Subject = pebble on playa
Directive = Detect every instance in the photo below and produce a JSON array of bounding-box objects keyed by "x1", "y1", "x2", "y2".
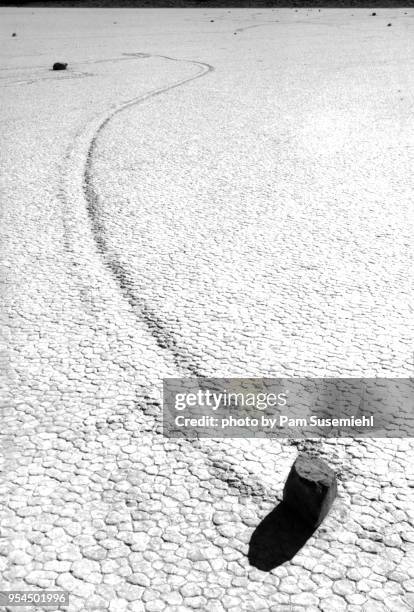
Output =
[{"x1": 53, "y1": 62, "x2": 68, "y2": 71}]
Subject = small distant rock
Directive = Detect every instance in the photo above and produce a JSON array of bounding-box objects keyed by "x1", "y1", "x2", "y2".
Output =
[
  {"x1": 387, "y1": 23, "x2": 392, "y2": 27},
  {"x1": 12, "y1": 32, "x2": 16, "y2": 37},
  {"x1": 53, "y1": 62, "x2": 68, "y2": 71},
  {"x1": 371, "y1": 12, "x2": 376, "y2": 16},
  {"x1": 210, "y1": 20, "x2": 214, "y2": 23}
]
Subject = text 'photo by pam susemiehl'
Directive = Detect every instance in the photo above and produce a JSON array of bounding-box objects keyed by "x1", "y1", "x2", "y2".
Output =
[{"x1": 163, "y1": 378, "x2": 414, "y2": 438}]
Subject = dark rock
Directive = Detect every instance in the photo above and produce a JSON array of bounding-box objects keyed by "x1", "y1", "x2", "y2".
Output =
[
  {"x1": 12, "y1": 32, "x2": 17, "y2": 37},
  {"x1": 248, "y1": 501, "x2": 315, "y2": 571},
  {"x1": 387, "y1": 23, "x2": 392, "y2": 27},
  {"x1": 371, "y1": 12, "x2": 376, "y2": 16},
  {"x1": 53, "y1": 62, "x2": 68, "y2": 71},
  {"x1": 210, "y1": 19, "x2": 214, "y2": 22},
  {"x1": 282, "y1": 453, "x2": 337, "y2": 529}
]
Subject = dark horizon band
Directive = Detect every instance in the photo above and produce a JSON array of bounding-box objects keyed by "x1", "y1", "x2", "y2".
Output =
[{"x1": 2, "y1": 1, "x2": 414, "y2": 8}]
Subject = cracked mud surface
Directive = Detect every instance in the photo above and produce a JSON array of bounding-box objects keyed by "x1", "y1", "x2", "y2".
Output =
[{"x1": 1, "y1": 7, "x2": 414, "y2": 612}]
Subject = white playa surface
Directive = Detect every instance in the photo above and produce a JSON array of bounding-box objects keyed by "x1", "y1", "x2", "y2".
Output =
[{"x1": 1, "y1": 7, "x2": 414, "y2": 612}]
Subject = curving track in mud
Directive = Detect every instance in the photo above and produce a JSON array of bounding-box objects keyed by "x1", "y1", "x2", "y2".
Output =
[{"x1": 83, "y1": 53, "x2": 213, "y2": 376}]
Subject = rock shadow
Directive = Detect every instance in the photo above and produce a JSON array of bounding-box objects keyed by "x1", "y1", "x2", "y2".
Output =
[{"x1": 248, "y1": 501, "x2": 317, "y2": 571}]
